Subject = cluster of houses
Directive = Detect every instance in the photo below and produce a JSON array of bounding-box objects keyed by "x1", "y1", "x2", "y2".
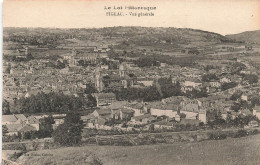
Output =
[
  {"x1": 83, "y1": 87, "x2": 260, "y2": 131},
  {"x1": 81, "y1": 96, "x2": 208, "y2": 131},
  {"x1": 2, "y1": 114, "x2": 66, "y2": 136}
]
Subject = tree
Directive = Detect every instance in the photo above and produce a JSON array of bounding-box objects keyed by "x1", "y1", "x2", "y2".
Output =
[
  {"x1": 14, "y1": 92, "x2": 92, "y2": 114},
  {"x1": 243, "y1": 74, "x2": 258, "y2": 84},
  {"x1": 202, "y1": 74, "x2": 219, "y2": 82},
  {"x1": 2, "y1": 125, "x2": 8, "y2": 136},
  {"x1": 2, "y1": 100, "x2": 11, "y2": 114},
  {"x1": 230, "y1": 92, "x2": 242, "y2": 101},
  {"x1": 85, "y1": 83, "x2": 96, "y2": 94},
  {"x1": 38, "y1": 115, "x2": 55, "y2": 138},
  {"x1": 231, "y1": 102, "x2": 242, "y2": 112},
  {"x1": 56, "y1": 60, "x2": 65, "y2": 69},
  {"x1": 53, "y1": 112, "x2": 84, "y2": 146},
  {"x1": 149, "y1": 124, "x2": 155, "y2": 132},
  {"x1": 26, "y1": 52, "x2": 34, "y2": 61},
  {"x1": 251, "y1": 96, "x2": 260, "y2": 107},
  {"x1": 179, "y1": 113, "x2": 186, "y2": 119},
  {"x1": 221, "y1": 82, "x2": 237, "y2": 91},
  {"x1": 86, "y1": 94, "x2": 97, "y2": 108}
]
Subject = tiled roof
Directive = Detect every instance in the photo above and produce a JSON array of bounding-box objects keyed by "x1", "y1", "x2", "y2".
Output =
[
  {"x1": 2, "y1": 115, "x2": 17, "y2": 123},
  {"x1": 15, "y1": 114, "x2": 27, "y2": 121},
  {"x1": 6, "y1": 124, "x2": 23, "y2": 132},
  {"x1": 19, "y1": 125, "x2": 37, "y2": 132}
]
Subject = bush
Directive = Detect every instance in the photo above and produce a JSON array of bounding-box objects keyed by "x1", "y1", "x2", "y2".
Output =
[
  {"x1": 10, "y1": 151, "x2": 24, "y2": 162},
  {"x1": 233, "y1": 129, "x2": 248, "y2": 138},
  {"x1": 208, "y1": 132, "x2": 227, "y2": 140},
  {"x1": 249, "y1": 129, "x2": 258, "y2": 135}
]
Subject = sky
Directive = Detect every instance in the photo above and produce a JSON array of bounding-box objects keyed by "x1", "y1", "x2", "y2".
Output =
[{"x1": 3, "y1": 0, "x2": 260, "y2": 35}]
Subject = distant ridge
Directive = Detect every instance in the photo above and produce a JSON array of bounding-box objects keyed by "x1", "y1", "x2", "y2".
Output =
[{"x1": 226, "y1": 30, "x2": 260, "y2": 44}]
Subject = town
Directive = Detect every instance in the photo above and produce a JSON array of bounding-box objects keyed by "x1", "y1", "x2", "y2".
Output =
[{"x1": 2, "y1": 27, "x2": 260, "y2": 164}]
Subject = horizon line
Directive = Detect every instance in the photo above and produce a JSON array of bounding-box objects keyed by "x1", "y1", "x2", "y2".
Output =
[{"x1": 3, "y1": 26, "x2": 260, "y2": 36}]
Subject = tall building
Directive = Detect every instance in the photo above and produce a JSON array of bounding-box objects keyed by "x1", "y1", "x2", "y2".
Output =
[{"x1": 94, "y1": 68, "x2": 104, "y2": 92}]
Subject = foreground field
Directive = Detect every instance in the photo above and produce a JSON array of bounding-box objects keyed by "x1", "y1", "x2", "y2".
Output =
[{"x1": 16, "y1": 134, "x2": 260, "y2": 165}]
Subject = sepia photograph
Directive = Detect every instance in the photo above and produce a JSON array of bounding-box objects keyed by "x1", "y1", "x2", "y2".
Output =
[{"x1": 1, "y1": 0, "x2": 260, "y2": 164}]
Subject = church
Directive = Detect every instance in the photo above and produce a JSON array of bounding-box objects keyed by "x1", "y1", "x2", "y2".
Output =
[{"x1": 63, "y1": 48, "x2": 99, "y2": 66}]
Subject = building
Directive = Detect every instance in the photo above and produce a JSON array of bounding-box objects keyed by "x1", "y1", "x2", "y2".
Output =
[
  {"x1": 92, "y1": 109, "x2": 112, "y2": 119},
  {"x1": 198, "y1": 109, "x2": 207, "y2": 124},
  {"x1": 253, "y1": 106, "x2": 260, "y2": 119},
  {"x1": 130, "y1": 114, "x2": 156, "y2": 125},
  {"x1": 2, "y1": 114, "x2": 28, "y2": 125},
  {"x1": 92, "y1": 93, "x2": 116, "y2": 107},
  {"x1": 124, "y1": 102, "x2": 147, "y2": 117},
  {"x1": 63, "y1": 48, "x2": 99, "y2": 66},
  {"x1": 149, "y1": 102, "x2": 179, "y2": 118}
]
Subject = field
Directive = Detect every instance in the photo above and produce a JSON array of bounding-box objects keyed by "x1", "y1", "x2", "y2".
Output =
[{"x1": 13, "y1": 134, "x2": 260, "y2": 165}]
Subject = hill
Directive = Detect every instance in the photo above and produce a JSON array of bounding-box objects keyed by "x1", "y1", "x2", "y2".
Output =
[
  {"x1": 15, "y1": 134, "x2": 260, "y2": 165},
  {"x1": 4, "y1": 27, "x2": 235, "y2": 48},
  {"x1": 226, "y1": 30, "x2": 260, "y2": 44}
]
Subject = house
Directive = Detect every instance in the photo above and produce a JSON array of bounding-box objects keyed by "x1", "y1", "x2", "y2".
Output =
[
  {"x1": 180, "y1": 104, "x2": 199, "y2": 120},
  {"x1": 130, "y1": 114, "x2": 156, "y2": 125},
  {"x1": 149, "y1": 102, "x2": 179, "y2": 118},
  {"x1": 124, "y1": 102, "x2": 147, "y2": 117},
  {"x1": 27, "y1": 116, "x2": 40, "y2": 131},
  {"x1": 81, "y1": 114, "x2": 96, "y2": 128},
  {"x1": 19, "y1": 125, "x2": 37, "y2": 134},
  {"x1": 220, "y1": 77, "x2": 231, "y2": 83},
  {"x1": 209, "y1": 81, "x2": 221, "y2": 88},
  {"x1": 92, "y1": 93, "x2": 116, "y2": 107},
  {"x1": 92, "y1": 109, "x2": 112, "y2": 119},
  {"x1": 5, "y1": 124, "x2": 23, "y2": 136},
  {"x1": 2, "y1": 114, "x2": 28, "y2": 125},
  {"x1": 253, "y1": 106, "x2": 260, "y2": 119},
  {"x1": 153, "y1": 121, "x2": 176, "y2": 130},
  {"x1": 119, "y1": 108, "x2": 135, "y2": 121},
  {"x1": 179, "y1": 119, "x2": 201, "y2": 126},
  {"x1": 2, "y1": 115, "x2": 19, "y2": 125}
]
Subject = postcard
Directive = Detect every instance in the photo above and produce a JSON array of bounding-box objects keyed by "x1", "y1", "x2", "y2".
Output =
[{"x1": 2, "y1": 0, "x2": 260, "y2": 164}]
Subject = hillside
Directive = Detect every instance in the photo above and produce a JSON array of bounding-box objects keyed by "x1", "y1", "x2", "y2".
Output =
[
  {"x1": 15, "y1": 134, "x2": 260, "y2": 165},
  {"x1": 226, "y1": 30, "x2": 260, "y2": 44},
  {"x1": 4, "y1": 27, "x2": 234, "y2": 49}
]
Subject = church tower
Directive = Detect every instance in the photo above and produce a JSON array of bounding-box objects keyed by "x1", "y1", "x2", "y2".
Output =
[{"x1": 94, "y1": 68, "x2": 104, "y2": 92}]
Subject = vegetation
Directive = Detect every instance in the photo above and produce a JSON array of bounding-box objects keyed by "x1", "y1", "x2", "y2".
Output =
[
  {"x1": 53, "y1": 112, "x2": 84, "y2": 146},
  {"x1": 242, "y1": 74, "x2": 258, "y2": 84},
  {"x1": 135, "y1": 55, "x2": 197, "y2": 67},
  {"x1": 185, "y1": 87, "x2": 208, "y2": 99},
  {"x1": 221, "y1": 82, "x2": 237, "y2": 91},
  {"x1": 38, "y1": 115, "x2": 55, "y2": 138},
  {"x1": 2, "y1": 99, "x2": 11, "y2": 115},
  {"x1": 13, "y1": 92, "x2": 96, "y2": 113},
  {"x1": 202, "y1": 74, "x2": 219, "y2": 82},
  {"x1": 16, "y1": 133, "x2": 260, "y2": 165},
  {"x1": 112, "y1": 86, "x2": 162, "y2": 102},
  {"x1": 157, "y1": 78, "x2": 182, "y2": 98}
]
